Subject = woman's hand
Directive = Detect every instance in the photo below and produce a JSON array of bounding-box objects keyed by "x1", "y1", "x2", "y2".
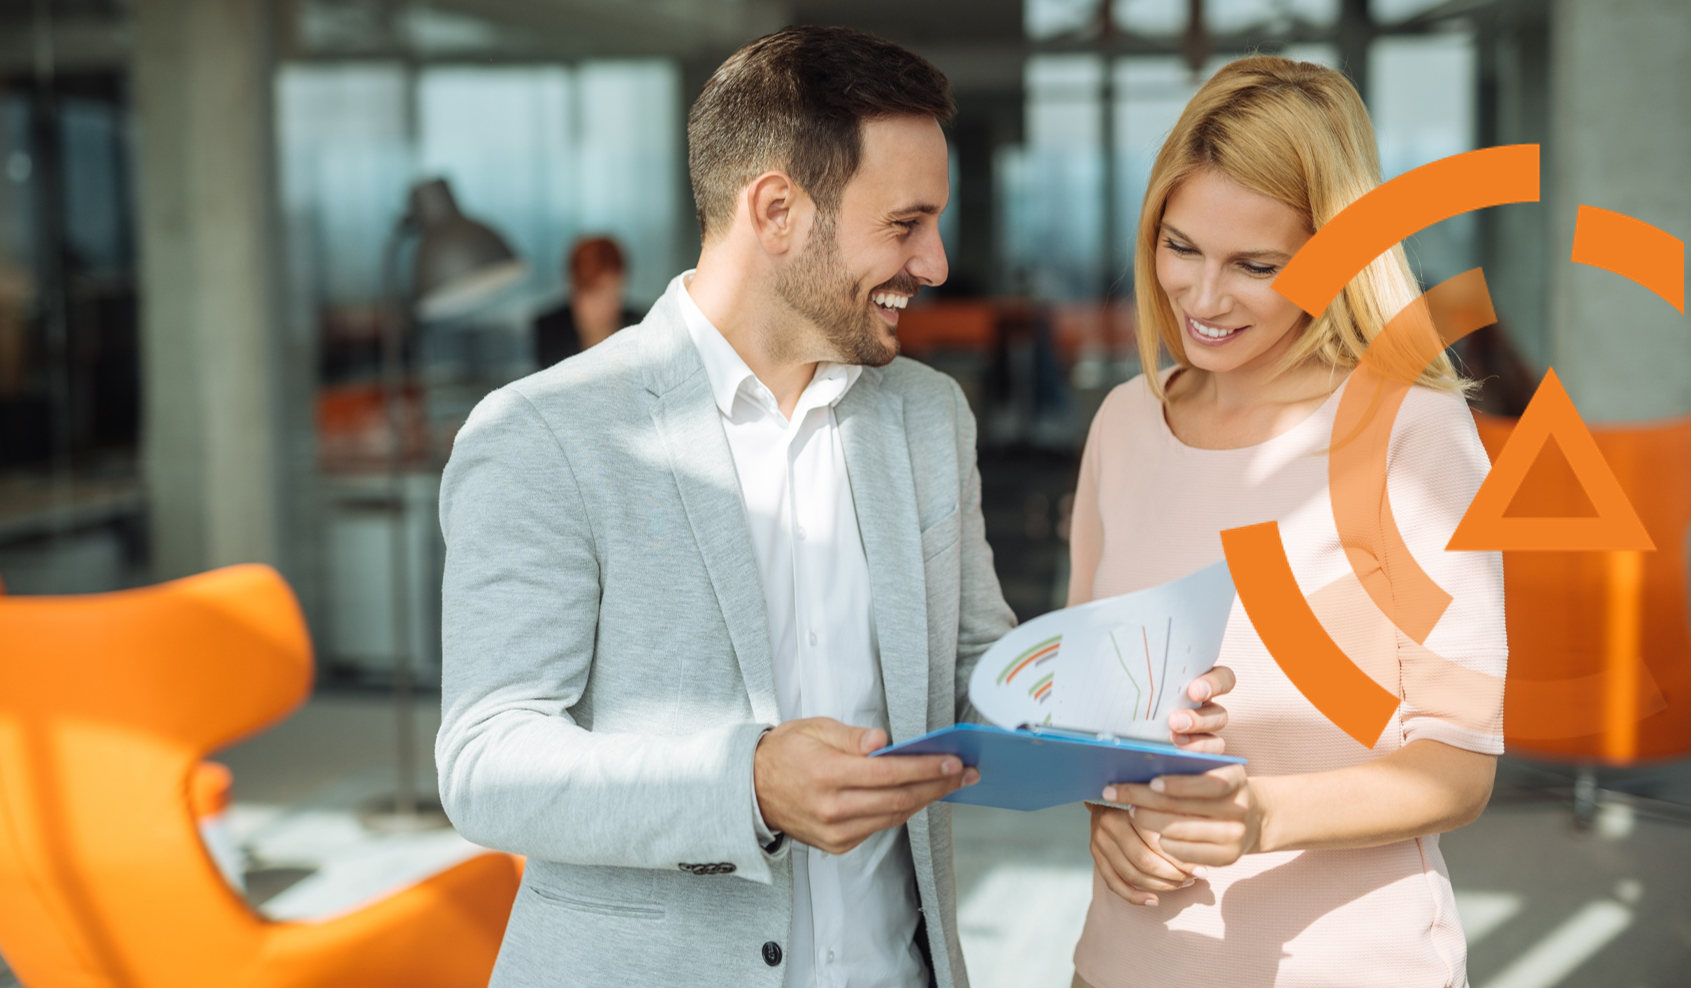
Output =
[
  {"x1": 1088, "y1": 803, "x2": 1202, "y2": 907},
  {"x1": 1104, "y1": 764, "x2": 1267, "y2": 867},
  {"x1": 1169, "y1": 666, "x2": 1236, "y2": 754}
]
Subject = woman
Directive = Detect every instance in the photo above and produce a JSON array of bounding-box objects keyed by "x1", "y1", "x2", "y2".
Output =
[
  {"x1": 1068, "y1": 57, "x2": 1506, "y2": 987},
  {"x1": 533, "y1": 236, "x2": 642, "y2": 368}
]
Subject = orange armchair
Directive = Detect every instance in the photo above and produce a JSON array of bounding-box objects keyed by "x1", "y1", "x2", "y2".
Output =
[
  {"x1": 0, "y1": 565, "x2": 520, "y2": 988},
  {"x1": 1473, "y1": 412, "x2": 1691, "y2": 764}
]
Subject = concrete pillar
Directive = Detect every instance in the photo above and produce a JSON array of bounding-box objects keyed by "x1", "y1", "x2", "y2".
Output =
[
  {"x1": 133, "y1": 0, "x2": 282, "y2": 577},
  {"x1": 1548, "y1": 0, "x2": 1691, "y2": 421}
]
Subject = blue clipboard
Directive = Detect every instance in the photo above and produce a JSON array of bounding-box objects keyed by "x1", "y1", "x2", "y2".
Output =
[{"x1": 870, "y1": 723, "x2": 1245, "y2": 812}]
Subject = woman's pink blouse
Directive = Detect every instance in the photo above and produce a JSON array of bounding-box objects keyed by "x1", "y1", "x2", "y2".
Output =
[{"x1": 1069, "y1": 371, "x2": 1507, "y2": 988}]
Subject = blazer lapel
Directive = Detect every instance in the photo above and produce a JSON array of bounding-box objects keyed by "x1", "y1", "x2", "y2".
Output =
[
  {"x1": 838, "y1": 378, "x2": 930, "y2": 744},
  {"x1": 643, "y1": 299, "x2": 780, "y2": 725}
]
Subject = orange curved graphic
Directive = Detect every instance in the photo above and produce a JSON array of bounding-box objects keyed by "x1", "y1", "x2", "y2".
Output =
[
  {"x1": 1330, "y1": 268, "x2": 1498, "y2": 644},
  {"x1": 1571, "y1": 205, "x2": 1685, "y2": 314},
  {"x1": 1235, "y1": 144, "x2": 1682, "y2": 753},
  {"x1": 1220, "y1": 523, "x2": 1402, "y2": 748},
  {"x1": 1449, "y1": 369, "x2": 1655, "y2": 552},
  {"x1": 1273, "y1": 145, "x2": 1540, "y2": 317}
]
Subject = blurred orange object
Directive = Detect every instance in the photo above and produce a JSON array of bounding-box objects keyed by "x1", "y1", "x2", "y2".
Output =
[
  {"x1": 1473, "y1": 412, "x2": 1691, "y2": 763},
  {"x1": 0, "y1": 565, "x2": 521, "y2": 988},
  {"x1": 894, "y1": 300, "x2": 999, "y2": 356}
]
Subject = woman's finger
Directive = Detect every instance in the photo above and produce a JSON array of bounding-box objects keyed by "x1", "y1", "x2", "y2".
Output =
[
  {"x1": 1154, "y1": 834, "x2": 1245, "y2": 868},
  {"x1": 1188, "y1": 665, "x2": 1236, "y2": 703},
  {"x1": 1168, "y1": 701, "x2": 1229, "y2": 737},
  {"x1": 1092, "y1": 824, "x2": 1190, "y2": 893},
  {"x1": 1151, "y1": 764, "x2": 1246, "y2": 799},
  {"x1": 1096, "y1": 811, "x2": 1193, "y2": 886},
  {"x1": 1092, "y1": 846, "x2": 1161, "y2": 907},
  {"x1": 1171, "y1": 733, "x2": 1227, "y2": 755},
  {"x1": 1152, "y1": 816, "x2": 1247, "y2": 846}
]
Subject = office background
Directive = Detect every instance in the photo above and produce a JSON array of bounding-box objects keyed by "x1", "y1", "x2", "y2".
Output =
[{"x1": 1, "y1": 1, "x2": 1689, "y2": 986}]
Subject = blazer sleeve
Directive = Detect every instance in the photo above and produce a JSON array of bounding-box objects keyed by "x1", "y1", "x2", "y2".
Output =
[
  {"x1": 435, "y1": 386, "x2": 783, "y2": 882},
  {"x1": 949, "y1": 378, "x2": 1018, "y2": 723}
]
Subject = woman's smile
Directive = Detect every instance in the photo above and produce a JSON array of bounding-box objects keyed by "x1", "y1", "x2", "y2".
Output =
[{"x1": 1183, "y1": 314, "x2": 1249, "y2": 347}]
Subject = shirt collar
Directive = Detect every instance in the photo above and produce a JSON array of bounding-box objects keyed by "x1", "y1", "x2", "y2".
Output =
[{"x1": 677, "y1": 270, "x2": 863, "y2": 418}]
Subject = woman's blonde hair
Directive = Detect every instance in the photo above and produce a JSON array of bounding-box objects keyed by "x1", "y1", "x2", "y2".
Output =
[{"x1": 1135, "y1": 55, "x2": 1464, "y2": 399}]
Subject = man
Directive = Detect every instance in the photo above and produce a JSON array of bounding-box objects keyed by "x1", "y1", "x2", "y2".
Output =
[{"x1": 438, "y1": 25, "x2": 1231, "y2": 988}]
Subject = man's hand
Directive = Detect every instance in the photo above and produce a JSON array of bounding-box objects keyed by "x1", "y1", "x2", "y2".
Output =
[
  {"x1": 753, "y1": 717, "x2": 979, "y2": 855},
  {"x1": 1168, "y1": 666, "x2": 1236, "y2": 754}
]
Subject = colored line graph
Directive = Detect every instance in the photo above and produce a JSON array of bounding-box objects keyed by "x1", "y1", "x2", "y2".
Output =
[{"x1": 1000, "y1": 636, "x2": 1061, "y2": 705}]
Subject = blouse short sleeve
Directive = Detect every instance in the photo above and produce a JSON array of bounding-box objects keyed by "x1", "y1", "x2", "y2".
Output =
[{"x1": 1385, "y1": 386, "x2": 1508, "y2": 754}]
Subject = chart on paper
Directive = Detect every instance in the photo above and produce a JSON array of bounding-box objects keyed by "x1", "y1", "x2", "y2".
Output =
[{"x1": 969, "y1": 560, "x2": 1237, "y2": 738}]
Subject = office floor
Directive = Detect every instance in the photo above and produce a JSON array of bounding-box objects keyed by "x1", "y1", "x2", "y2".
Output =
[{"x1": 5, "y1": 690, "x2": 1685, "y2": 988}]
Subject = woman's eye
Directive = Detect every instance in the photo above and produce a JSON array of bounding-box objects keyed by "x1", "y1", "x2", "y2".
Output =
[
  {"x1": 1241, "y1": 262, "x2": 1277, "y2": 277},
  {"x1": 1164, "y1": 238, "x2": 1197, "y2": 255}
]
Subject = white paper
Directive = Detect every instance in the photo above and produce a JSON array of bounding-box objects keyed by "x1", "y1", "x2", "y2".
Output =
[{"x1": 968, "y1": 560, "x2": 1237, "y2": 740}]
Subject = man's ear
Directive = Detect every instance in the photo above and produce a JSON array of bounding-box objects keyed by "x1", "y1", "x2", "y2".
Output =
[{"x1": 744, "y1": 170, "x2": 809, "y2": 257}]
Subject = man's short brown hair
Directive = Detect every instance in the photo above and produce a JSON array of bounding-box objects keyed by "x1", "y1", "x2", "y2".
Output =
[{"x1": 687, "y1": 25, "x2": 955, "y2": 239}]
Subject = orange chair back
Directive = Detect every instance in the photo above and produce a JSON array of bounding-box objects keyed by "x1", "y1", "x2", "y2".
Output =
[
  {"x1": 1473, "y1": 412, "x2": 1691, "y2": 763},
  {"x1": 0, "y1": 565, "x2": 311, "y2": 986}
]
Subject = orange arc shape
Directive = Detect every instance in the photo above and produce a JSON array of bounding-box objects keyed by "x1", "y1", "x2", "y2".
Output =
[
  {"x1": 1447, "y1": 369, "x2": 1655, "y2": 551},
  {"x1": 1221, "y1": 522, "x2": 1401, "y2": 748},
  {"x1": 1274, "y1": 145, "x2": 1540, "y2": 317},
  {"x1": 1570, "y1": 205, "x2": 1686, "y2": 314},
  {"x1": 1330, "y1": 269, "x2": 1499, "y2": 645}
]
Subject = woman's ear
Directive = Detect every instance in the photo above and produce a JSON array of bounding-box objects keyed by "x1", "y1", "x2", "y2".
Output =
[{"x1": 744, "y1": 170, "x2": 807, "y2": 257}]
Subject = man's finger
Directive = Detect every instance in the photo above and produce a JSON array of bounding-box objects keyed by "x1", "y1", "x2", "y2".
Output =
[
  {"x1": 797, "y1": 717, "x2": 878, "y2": 754},
  {"x1": 843, "y1": 751, "x2": 966, "y2": 789},
  {"x1": 833, "y1": 773, "x2": 972, "y2": 819}
]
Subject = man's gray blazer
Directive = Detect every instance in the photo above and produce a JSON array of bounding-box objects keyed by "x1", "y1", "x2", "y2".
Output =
[{"x1": 437, "y1": 276, "x2": 1017, "y2": 988}]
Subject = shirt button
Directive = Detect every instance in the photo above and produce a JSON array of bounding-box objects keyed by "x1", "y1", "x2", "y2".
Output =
[
  {"x1": 808, "y1": 631, "x2": 818, "y2": 647},
  {"x1": 762, "y1": 941, "x2": 783, "y2": 967},
  {"x1": 827, "y1": 950, "x2": 836, "y2": 964},
  {"x1": 796, "y1": 524, "x2": 806, "y2": 540}
]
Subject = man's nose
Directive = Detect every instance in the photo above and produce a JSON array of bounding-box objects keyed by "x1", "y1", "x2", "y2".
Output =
[{"x1": 908, "y1": 223, "x2": 948, "y2": 288}]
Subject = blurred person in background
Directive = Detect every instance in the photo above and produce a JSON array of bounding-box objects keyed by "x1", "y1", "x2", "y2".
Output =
[
  {"x1": 1066, "y1": 57, "x2": 1505, "y2": 988},
  {"x1": 532, "y1": 235, "x2": 641, "y2": 368}
]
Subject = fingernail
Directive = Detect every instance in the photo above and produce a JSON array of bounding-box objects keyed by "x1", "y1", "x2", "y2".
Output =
[
  {"x1": 1102, "y1": 786, "x2": 1118, "y2": 802},
  {"x1": 1194, "y1": 681, "x2": 1211, "y2": 701},
  {"x1": 1176, "y1": 712, "x2": 1193, "y2": 731},
  {"x1": 1126, "y1": 804, "x2": 1138, "y2": 817},
  {"x1": 1143, "y1": 896, "x2": 1158, "y2": 907},
  {"x1": 963, "y1": 768, "x2": 980, "y2": 785},
  {"x1": 1191, "y1": 866, "x2": 1208, "y2": 879},
  {"x1": 942, "y1": 758, "x2": 960, "y2": 774},
  {"x1": 1179, "y1": 879, "x2": 1195, "y2": 888},
  {"x1": 1150, "y1": 777, "x2": 1166, "y2": 793}
]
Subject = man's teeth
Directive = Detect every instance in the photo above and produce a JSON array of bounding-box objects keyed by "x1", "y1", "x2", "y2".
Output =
[
  {"x1": 872, "y1": 293, "x2": 909, "y2": 310},
  {"x1": 1190, "y1": 318, "x2": 1239, "y2": 339}
]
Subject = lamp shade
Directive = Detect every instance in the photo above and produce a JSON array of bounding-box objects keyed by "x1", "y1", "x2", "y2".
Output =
[{"x1": 407, "y1": 179, "x2": 526, "y2": 321}]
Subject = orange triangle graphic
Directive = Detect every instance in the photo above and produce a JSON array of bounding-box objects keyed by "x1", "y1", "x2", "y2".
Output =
[
  {"x1": 1502, "y1": 437, "x2": 1597, "y2": 518},
  {"x1": 1448, "y1": 369, "x2": 1654, "y2": 551}
]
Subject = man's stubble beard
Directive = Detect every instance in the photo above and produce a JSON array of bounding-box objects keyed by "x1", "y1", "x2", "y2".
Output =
[{"x1": 772, "y1": 211, "x2": 899, "y2": 368}]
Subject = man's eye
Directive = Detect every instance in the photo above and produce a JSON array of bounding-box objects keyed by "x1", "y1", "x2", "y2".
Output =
[
  {"x1": 1163, "y1": 238, "x2": 1197, "y2": 255},
  {"x1": 895, "y1": 220, "x2": 919, "y2": 234}
]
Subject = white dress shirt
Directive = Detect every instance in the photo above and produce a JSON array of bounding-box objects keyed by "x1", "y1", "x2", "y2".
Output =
[{"x1": 679, "y1": 277, "x2": 927, "y2": 988}]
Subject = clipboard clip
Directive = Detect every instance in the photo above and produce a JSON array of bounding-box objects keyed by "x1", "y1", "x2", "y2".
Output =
[{"x1": 1017, "y1": 723, "x2": 1122, "y2": 744}]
